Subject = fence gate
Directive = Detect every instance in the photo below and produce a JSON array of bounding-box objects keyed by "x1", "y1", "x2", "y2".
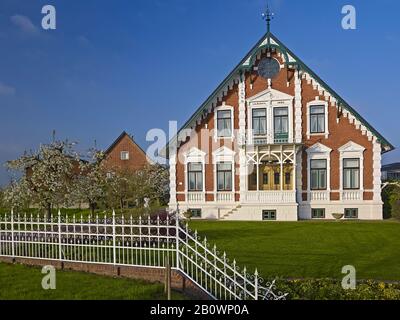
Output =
[{"x1": 0, "y1": 210, "x2": 287, "y2": 300}]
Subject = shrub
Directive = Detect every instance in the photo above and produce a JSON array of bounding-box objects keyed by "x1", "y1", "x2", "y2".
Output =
[{"x1": 274, "y1": 278, "x2": 400, "y2": 300}]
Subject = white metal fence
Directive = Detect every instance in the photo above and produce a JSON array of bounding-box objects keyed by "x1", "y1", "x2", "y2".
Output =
[{"x1": 0, "y1": 210, "x2": 287, "y2": 300}]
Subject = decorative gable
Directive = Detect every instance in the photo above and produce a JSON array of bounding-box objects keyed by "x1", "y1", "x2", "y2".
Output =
[
  {"x1": 338, "y1": 141, "x2": 366, "y2": 153},
  {"x1": 306, "y1": 142, "x2": 332, "y2": 154},
  {"x1": 213, "y1": 146, "x2": 236, "y2": 162},
  {"x1": 184, "y1": 147, "x2": 206, "y2": 164},
  {"x1": 247, "y1": 88, "x2": 294, "y2": 104}
]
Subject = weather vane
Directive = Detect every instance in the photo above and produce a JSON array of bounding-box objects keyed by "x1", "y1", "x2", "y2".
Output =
[{"x1": 262, "y1": 4, "x2": 274, "y2": 33}]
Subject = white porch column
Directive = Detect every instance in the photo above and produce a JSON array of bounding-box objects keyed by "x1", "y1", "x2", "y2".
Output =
[
  {"x1": 169, "y1": 153, "x2": 178, "y2": 210},
  {"x1": 238, "y1": 72, "x2": 247, "y2": 199},
  {"x1": 294, "y1": 70, "x2": 303, "y2": 144},
  {"x1": 256, "y1": 146, "x2": 260, "y2": 192},
  {"x1": 373, "y1": 137, "x2": 383, "y2": 202},
  {"x1": 296, "y1": 148, "x2": 303, "y2": 203}
]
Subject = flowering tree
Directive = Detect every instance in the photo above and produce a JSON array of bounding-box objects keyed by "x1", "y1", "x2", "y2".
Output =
[
  {"x1": 6, "y1": 138, "x2": 79, "y2": 217},
  {"x1": 73, "y1": 148, "x2": 108, "y2": 215},
  {"x1": 2, "y1": 178, "x2": 32, "y2": 211}
]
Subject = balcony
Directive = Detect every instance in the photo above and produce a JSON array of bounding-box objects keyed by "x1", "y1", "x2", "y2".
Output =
[
  {"x1": 248, "y1": 133, "x2": 291, "y2": 146},
  {"x1": 243, "y1": 191, "x2": 296, "y2": 204}
]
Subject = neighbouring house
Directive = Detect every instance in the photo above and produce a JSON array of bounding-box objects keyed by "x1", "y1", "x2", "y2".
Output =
[
  {"x1": 164, "y1": 27, "x2": 394, "y2": 221},
  {"x1": 103, "y1": 131, "x2": 151, "y2": 175},
  {"x1": 382, "y1": 163, "x2": 400, "y2": 181}
]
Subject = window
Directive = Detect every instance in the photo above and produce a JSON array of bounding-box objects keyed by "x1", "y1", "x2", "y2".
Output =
[
  {"x1": 312, "y1": 208, "x2": 325, "y2": 219},
  {"x1": 217, "y1": 110, "x2": 232, "y2": 137},
  {"x1": 343, "y1": 159, "x2": 360, "y2": 190},
  {"x1": 274, "y1": 107, "x2": 289, "y2": 134},
  {"x1": 274, "y1": 172, "x2": 280, "y2": 185},
  {"x1": 188, "y1": 163, "x2": 203, "y2": 191},
  {"x1": 344, "y1": 208, "x2": 358, "y2": 219},
  {"x1": 310, "y1": 159, "x2": 327, "y2": 190},
  {"x1": 252, "y1": 108, "x2": 267, "y2": 136},
  {"x1": 310, "y1": 105, "x2": 325, "y2": 134},
  {"x1": 120, "y1": 151, "x2": 129, "y2": 160},
  {"x1": 285, "y1": 172, "x2": 291, "y2": 185},
  {"x1": 263, "y1": 173, "x2": 269, "y2": 185},
  {"x1": 262, "y1": 210, "x2": 277, "y2": 221},
  {"x1": 189, "y1": 209, "x2": 202, "y2": 218},
  {"x1": 217, "y1": 163, "x2": 232, "y2": 191}
]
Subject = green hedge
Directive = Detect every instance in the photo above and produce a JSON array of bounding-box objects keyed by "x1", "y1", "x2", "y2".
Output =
[{"x1": 276, "y1": 278, "x2": 400, "y2": 300}]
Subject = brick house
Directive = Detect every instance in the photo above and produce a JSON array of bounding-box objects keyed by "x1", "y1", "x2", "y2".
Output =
[
  {"x1": 165, "y1": 29, "x2": 394, "y2": 221},
  {"x1": 103, "y1": 131, "x2": 151, "y2": 175}
]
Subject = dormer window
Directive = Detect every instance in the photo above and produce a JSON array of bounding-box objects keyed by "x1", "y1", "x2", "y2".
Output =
[{"x1": 120, "y1": 151, "x2": 129, "y2": 161}]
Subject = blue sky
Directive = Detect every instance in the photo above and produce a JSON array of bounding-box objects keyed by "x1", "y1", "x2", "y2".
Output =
[{"x1": 0, "y1": 0, "x2": 399, "y2": 185}]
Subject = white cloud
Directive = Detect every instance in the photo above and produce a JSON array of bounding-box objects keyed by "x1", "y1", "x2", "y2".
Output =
[
  {"x1": 0, "y1": 83, "x2": 16, "y2": 96},
  {"x1": 10, "y1": 15, "x2": 39, "y2": 35}
]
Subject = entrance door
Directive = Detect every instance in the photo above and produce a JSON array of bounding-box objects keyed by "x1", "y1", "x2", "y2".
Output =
[{"x1": 260, "y1": 164, "x2": 280, "y2": 190}]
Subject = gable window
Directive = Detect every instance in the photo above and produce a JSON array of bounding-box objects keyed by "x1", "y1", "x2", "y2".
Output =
[
  {"x1": 274, "y1": 107, "x2": 289, "y2": 142},
  {"x1": 344, "y1": 208, "x2": 358, "y2": 219},
  {"x1": 217, "y1": 163, "x2": 232, "y2": 191},
  {"x1": 262, "y1": 210, "x2": 277, "y2": 221},
  {"x1": 343, "y1": 159, "x2": 360, "y2": 190},
  {"x1": 188, "y1": 163, "x2": 203, "y2": 192},
  {"x1": 252, "y1": 108, "x2": 267, "y2": 136},
  {"x1": 312, "y1": 208, "x2": 325, "y2": 219},
  {"x1": 310, "y1": 105, "x2": 325, "y2": 134},
  {"x1": 310, "y1": 159, "x2": 327, "y2": 190},
  {"x1": 120, "y1": 151, "x2": 129, "y2": 161},
  {"x1": 217, "y1": 110, "x2": 232, "y2": 138}
]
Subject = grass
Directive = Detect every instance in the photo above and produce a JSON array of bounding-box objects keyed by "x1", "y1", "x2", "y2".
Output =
[
  {"x1": 0, "y1": 262, "x2": 186, "y2": 300},
  {"x1": 189, "y1": 220, "x2": 400, "y2": 281}
]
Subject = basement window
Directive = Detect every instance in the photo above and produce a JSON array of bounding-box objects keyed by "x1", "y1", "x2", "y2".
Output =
[
  {"x1": 312, "y1": 208, "x2": 325, "y2": 219},
  {"x1": 344, "y1": 208, "x2": 358, "y2": 219},
  {"x1": 262, "y1": 210, "x2": 276, "y2": 221},
  {"x1": 189, "y1": 209, "x2": 202, "y2": 218}
]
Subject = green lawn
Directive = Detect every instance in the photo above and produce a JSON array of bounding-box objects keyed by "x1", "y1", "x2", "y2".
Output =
[
  {"x1": 189, "y1": 220, "x2": 400, "y2": 281},
  {"x1": 0, "y1": 262, "x2": 185, "y2": 300}
]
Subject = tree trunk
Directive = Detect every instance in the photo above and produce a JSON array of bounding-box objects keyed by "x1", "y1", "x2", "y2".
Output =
[
  {"x1": 46, "y1": 202, "x2": 51, "y2": 219},
  {"x1": 90, "y1": 202, "x2": 95, "y2": 215}
]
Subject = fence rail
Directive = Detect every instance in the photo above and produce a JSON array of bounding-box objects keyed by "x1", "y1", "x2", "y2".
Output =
[{"x1": 0, "y1": 210, "x2": 287, "y2": 300}]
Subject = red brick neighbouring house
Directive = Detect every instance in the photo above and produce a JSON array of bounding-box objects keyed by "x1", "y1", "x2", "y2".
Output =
[
  {"x1": 103, "y1": 131, "x2": 151, "y2": 174},
  {"x1": 165, "y1": 30, "x2": 394, "y2": 221}
]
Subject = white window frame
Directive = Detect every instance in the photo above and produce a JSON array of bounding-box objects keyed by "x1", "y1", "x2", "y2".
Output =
[
  {"x1": 183, "y1": 147, "x2": 206, "y2": 193},
  {"x1": 307, "y1": 99, "x2": 329, "y2": 139},
  {"x1": 213, "y1": 146, "x2": 236, "y2": 195},
  {"x1": 338, "y1": 141, "x2": 365, "y2": 193},
  {"x1": 306, "y1": 142, "x2": 332, "y2": 198},
  {"x1": 214, "y1": 104, "x2": 234, "y2": 140},
  {"x1": 120, "y1": 151, "x2": 129, "y2": 161}
]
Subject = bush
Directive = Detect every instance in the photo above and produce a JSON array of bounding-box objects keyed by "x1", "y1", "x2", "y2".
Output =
[
  {"x1": 383, "y1": 184, "x2": 400, "y2": 219},
  {"x1": 275, "y1": 278, "x2": 400, "y2": 300}
]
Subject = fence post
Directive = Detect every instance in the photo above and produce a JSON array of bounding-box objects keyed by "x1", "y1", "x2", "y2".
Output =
[
  {"x1": 58, "y1": 210, "x2": 62, "y2": 261},
  {"x1": 254, "y1": 269, "x2": 259, "y2": 300},
  {"x1": 112, "y1": 210, "x2": 116, "y2": 266},
  {"x1": 175, "y1": 212, "x2": 179, "y2": 270},
  {"x1": 11, "y1": 209, "x2": 15, "y2": 258}
]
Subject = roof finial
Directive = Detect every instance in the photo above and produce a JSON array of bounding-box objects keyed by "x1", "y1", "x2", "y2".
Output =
[{"x1": 262, "y1": 3, "x2": 274, "y2": 33}]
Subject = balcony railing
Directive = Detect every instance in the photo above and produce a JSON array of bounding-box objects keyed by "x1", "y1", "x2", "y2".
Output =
[
  {"x1": 187, "y1": 192, "x2": 205, "y2": 203},
  {"x1": 341, "y1": 190, "x2": 363, "y2": 201},
  {"x1": 243, "y1": 191, "x2": 296, "y2": 204},
  {"x1": 216, "y1": 192, "x2": 235, "y2": 203},
  {"x1": 309, "y1": 191, "x2": 330, "y2": 201},
  {"x1": 274, "y1": 132, "x2": 289, "y2": 144}
]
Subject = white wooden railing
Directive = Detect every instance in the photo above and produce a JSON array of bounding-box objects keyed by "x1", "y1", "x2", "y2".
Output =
[
  {"x1": 243, "y1": 191, "x2": 296, "y2": 204},
  {"x1": 0, "y1": 210, "x2": 287, "y2": 301}
]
